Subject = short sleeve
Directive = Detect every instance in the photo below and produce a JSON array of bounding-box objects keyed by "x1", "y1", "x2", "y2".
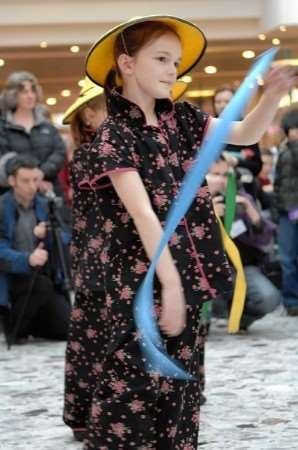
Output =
[{"x1": 86, "y1": 124, "x2": 139, "y2": 189}]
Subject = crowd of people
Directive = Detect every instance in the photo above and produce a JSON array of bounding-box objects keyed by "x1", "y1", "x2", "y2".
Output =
[{"x1": 0, "y1": 13, "x2": 297, "y2": 450}]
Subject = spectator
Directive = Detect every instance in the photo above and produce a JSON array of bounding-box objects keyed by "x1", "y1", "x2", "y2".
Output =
[
  {"x1": 274, "y1": 108, "x2": 298, "y2": 315},
  {"x1": 0, "y1": 71, "x2": 65, "y2": 195},
  {"x1": 0, "y1": 155, "x2": 71, "y2": 342},
  {"x1": 207, "y1": 156, "x2": 281, "y2": 330},
  {"x1": 213, "y1": 85, "x2": 263, "y2": 198},
  {"x1": 259, "y1": 149, "x2": 274, "y2": 191}
]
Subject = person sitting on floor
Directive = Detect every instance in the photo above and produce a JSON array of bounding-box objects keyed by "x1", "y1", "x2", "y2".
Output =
[
  {"x1": 207, "y1": 156, "x2": 281, "y2": 330},
  {"x1": 0, "y1": 155, "x2": 71, "y2": 343}
]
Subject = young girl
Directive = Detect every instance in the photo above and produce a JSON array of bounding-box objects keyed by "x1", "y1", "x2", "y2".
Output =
[
  {"x1": 63, "y1": 76, "x2": 187, "y2": 443},
  {"x1": 62, "y1": 77, "x2": 108, "y2": 442},
  {"x1": 81, "y1": 15, "x2": 295, "y2": 449}
]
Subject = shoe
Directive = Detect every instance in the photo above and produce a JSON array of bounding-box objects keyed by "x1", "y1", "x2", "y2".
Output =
[
  {"x1": 73, "y1": 428, "x2": 86, "y2": 442},
  {"x1": 286, "y1": 305, "x2": 298, "y2": 316},
  {"x1": 199, "y1": 393, "x2": 207, "y2": 406}
]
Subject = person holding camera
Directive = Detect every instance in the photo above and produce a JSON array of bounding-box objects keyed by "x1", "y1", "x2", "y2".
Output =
[
  {"x1": 207, "y1": 156, "x2": 281, "y2": 330},
  {"x1": 0, "y1": 155, "x2": 71, "y2": 342},
  {"x1": 274, "y1": 109, "x2": 298, "y2": 316}
]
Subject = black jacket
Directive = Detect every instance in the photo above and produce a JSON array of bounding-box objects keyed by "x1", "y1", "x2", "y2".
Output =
[
  {"x1": 0, "y1": 110, "x2": 65, "y2": 182},
  {"x1": 274, "y1": 140, "x2": 298, "y2": 213}
]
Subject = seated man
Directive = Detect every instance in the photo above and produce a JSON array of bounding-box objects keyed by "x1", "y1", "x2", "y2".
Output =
[
  {"x1": 0, "y1": 155, "x2": 71, "y2": 342},
  {"x1": 207, "y1": 156, "x2": 281, "y2": 330}
]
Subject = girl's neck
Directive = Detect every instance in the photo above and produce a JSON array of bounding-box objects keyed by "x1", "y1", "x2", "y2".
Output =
[{"x1": 122, "y1": 86, "x2": 158, "y2": 127}]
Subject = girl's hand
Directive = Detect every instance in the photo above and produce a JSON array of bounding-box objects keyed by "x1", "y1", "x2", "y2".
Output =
[
  {"x1": 263, "y1": 65, "x2": 298, "y2": 99},
  {"x1": 159, "y1": 282, "x2": 186, "y2": 337}
]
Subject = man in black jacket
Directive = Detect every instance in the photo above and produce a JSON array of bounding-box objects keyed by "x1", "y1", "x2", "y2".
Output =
[{"x1": 274, "y1": 109, "x2": 298, "y2": 315}]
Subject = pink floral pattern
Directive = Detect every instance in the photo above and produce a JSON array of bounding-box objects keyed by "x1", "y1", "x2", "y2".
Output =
[{"x1": 64, "y1": 91, "x2": 232, "y2": 449}]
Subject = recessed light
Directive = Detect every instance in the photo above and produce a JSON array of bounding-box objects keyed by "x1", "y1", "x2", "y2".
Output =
[
  {"x1": 0, "y1": 58, "x2": 5, "y2": 67},
  {"x1": 70, "y1": 45, "x2": 80, "y2": 53},
  {"x1": 279, "y1": 25, "x2": 287, "y2": 32},
  {"x1": 258, "y1": 33, "x2": 266, "y2": 41},
  {"x1": 272, "y1": 38, "x2": 280, "y2": 45},
  {"x1": 78, "y1": 79, "x2": 85, "y2": 87},
  {"x1": 40, "y1": 41, "x2": 48, "y2": 49},
  {"x1": 61, "y1": 89, "x2": 71, "y2": 97},
  {"x1": 46, "y1": 98, "x2": 57, "y2": 106},
  {"x1": 186, "y1": 89, "x2": 215, "y2": 98},
  {"x1": 204, "y1": 65, "x2": 217, "y2": 74},
  {"x1": 242, "y1": 50, "x2": 255, "y2": 59},
  {"x1": 180, "y1": 75, "x2": 192, "y2": 83}
]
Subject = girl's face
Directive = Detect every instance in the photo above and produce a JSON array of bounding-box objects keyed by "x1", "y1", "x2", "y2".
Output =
[
  {"x1": 122, "y1": 32, "x2": 182, "y2": 100},
  {"x1": 207, "y1": 160, "x2": 229, "y2": 195},
  {"x1": 16, "y1": 81, "x2": 38, "y2": 111},
  {"x1": 288, "y1": 127, "x2": 298, "y2": 142},
  {"x1": 214, "y1": 90, "x2": 234, "y2": 116},
  {"x1": 83, "y1": 106, "x2": 106, "y2": 130},
  {"x1": 260, "y1": 154, "x2": 273, "y2": 177}
]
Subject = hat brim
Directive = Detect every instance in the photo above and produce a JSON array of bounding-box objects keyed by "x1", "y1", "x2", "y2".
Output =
[
  {"x1": 86, "y1": 15, "x2": 207, "y2": 87},
  {"x1": 62, "y1": 86, "x2": 104, "y2": 124},
  {"x1": 172, "y1": 80, "x2": 188, "y2": 101}
]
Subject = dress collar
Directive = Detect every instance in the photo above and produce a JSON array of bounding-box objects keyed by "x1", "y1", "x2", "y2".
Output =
[{"x1": 106, "y1": 87, "x2": 175, "y2": 128}]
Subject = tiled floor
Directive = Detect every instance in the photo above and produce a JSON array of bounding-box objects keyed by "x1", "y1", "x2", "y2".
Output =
[{"x1": 1, "y1": 307, "x2": 297, "y2": 449}]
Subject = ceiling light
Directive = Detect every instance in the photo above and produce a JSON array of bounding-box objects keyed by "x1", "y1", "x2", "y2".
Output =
[
  {"x1": 61, "y1": 89, "x2": 71, "y2": 97},
  {"x1": 204, "y1": 65, "x2": 217, "y2": 74},
  {"x1": 180, "y1": 75, "x2": 192, "y2": 83},
  {"x1": 242, "y1": 50, "x2": 255, "y2": 59},
  {"x1": 0, "y1": 58, "x2": 5, "y2": 67},
  {"x1": 186, "y1": 89, "x2": 215, "y2": 98},
  {"x1": 46, "y1": 97, "x2": 57, "y2": 106},
  {"x1": 70, "y1": 45, "x2": 80, "y2": 53},
  {"x1": 272, "y1": 38, "x2": 280, "y2": 45},
  {"x1": 258, "y1": 33, "x2": 266, "y2": 41},
  {"x1": 78, "y1": 79, "x2": 85, "y2": 87},
  {"x1": 279, "y1": 25, "x2": 287, "y2": 32},
  {"x1": 274, "y1": 58, "x2": 298, "y2": 67},
  {"x1": 40, "y1": 41, "x2": 48, "y2": 49}
]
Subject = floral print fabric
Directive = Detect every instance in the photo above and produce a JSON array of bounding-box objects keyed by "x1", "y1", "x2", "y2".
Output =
[{"x1": 64, "y1": 89, "x2": 232, "y2": 449}]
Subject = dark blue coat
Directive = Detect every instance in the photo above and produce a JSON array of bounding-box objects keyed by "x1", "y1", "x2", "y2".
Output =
[{"x1": 0, "y1": 191, "x2": 68, "y2": 307}]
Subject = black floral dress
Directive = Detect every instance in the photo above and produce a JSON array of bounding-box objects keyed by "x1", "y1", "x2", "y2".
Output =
[
  {"x1": 69, "y1": 90, "x2": 232, "y2": 449},
  {"x1": 63, "y1": 128, "x2": 109, "y2": 431}
]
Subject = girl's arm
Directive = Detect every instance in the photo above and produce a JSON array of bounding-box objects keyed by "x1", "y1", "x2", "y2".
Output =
[
  {"x1": 109, "y1": 170, "x2": 186, "y2": 336},
  {"x1": 209, "y1": 65, "x2": 298, "y2": 146}
]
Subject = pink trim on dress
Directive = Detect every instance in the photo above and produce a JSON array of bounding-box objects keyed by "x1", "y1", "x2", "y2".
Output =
[
  {"x1": 90, "y1": 168, "x2": 138, "y2": 189},
  {"x1": 182, "y1": 217, "x2": 217, "y2": 299},
  {"x1": 78, "y1": 179, "x2": 92, "y2": 190},
  {"x1": 202, "y1": 114, "x2": 212, "y2": 140}
]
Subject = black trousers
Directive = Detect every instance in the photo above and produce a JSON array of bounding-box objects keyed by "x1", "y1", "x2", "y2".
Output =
[{"x1": 9, "y1": 273, "x2": 71, "y2": 340}]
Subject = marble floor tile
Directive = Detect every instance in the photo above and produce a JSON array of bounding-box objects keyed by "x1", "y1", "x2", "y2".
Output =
[{"x1": 1, "y1": 306, "x2": 297, "y2": 449}]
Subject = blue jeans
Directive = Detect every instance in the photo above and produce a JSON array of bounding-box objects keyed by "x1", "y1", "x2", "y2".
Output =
[
  {"x1": 213, "y1": 265, "x2": 281, "y2": 328},
  {"x1": 277, "y1": 214, "x2": 298, "y2": 306},
  {"x1": 241, "y1": 265, "x2": 281, "y2": 328}
]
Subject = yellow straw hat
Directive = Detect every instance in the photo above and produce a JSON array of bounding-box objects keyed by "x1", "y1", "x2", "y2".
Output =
[
  {"x1": 62, "y1": 77, "x2": 104, "y2": 124},
  {"x1": 172, "y1": 80, "x2": 188, "y2": 101},
  {"x1": 86, "y1": 15, "x2": 207, "y2": 87}
]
